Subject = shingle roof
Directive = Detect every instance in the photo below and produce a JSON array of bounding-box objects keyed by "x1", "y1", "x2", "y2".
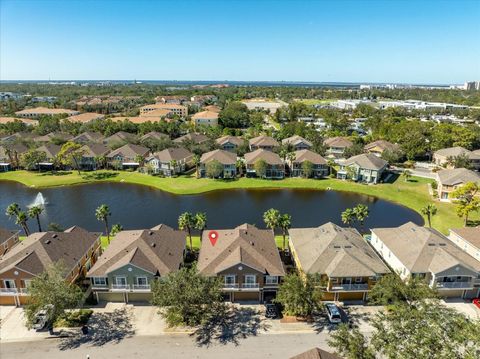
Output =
[
  {"x1": 192, "y1": 110, "x2": 219, "y2": 120},
  {"x1": 200, "y1": 149, "x2": 236, "y2": 165},
  {"x1": 324, "y1": 137, "x2": 353, "y2": 148},
  {"x1": 342, "y1": 153, "x2": 388, "y2": 170},
  {"x1": 249, "y1": 135, "x2": 280, "y2": 147},
  {"x1": 215, "y1": 135, "x2": 244, "y2": 147},
  {"x1": 290, "y1": 347, "x2": 343, "y2": 359},
  {"x1": 107, "y1": 144, "x2": 150, "y2": 158},
  {"x1": 87, "y1": 224, "x2": 185, "y2": 277},
  {"x1": 173, "y1": 133, "x2": 209, "y2": 144},
  {"x1": 372, "y1": 222, "x2": 480, "y2": 274},
  {"x1": 72, "y1": 132, "x2": 105, "y2": 143},
  {"x1": 80, "y1": 143, "x2": 110, "y2": 157},
  {"x1": 450, "y1": 227, "x2": 480, "y2": 249},
  {"x1": 0, "y1": 143, "x2": 28, "y2": 160},
  {"x1": 0, "y1": 227, "x2": 100, "y2": 277},
  {"x1": 148, "y1": 147, "x2": 193, "y2": 162},
  {"x1": 244, "y1": 149, "x2": 283, "y2": 165},
  {"x1": 437, "y1": 168, "x2": 480, "y2": 186},
  {"x1": 364, "y1": 140, "x2": 399, "y2": 152},
  {"x1": 434, "y1": 146, "x2": 480, "y2": 159},
  {"x1": 289, "y1": 223, "x2": 390, "y2": 277},
  {"x1": 198, "y1": 224, "x2": 285, "y2": 277},
  {"x1": 140, "y1": 131, "x2": 169, "y2": 142},
  {"x1": 34, "y1": 132, "x2": 73, "y2": 142},
  {"x1": 37, "y1": 143, "x2": 61, "y2": 158},
  {"x1": 282, "y1": 135, "x2": 312, "y2": 147},
  {"x1": 67, "y1": 112, "x2": 105, "y2": 123},
  {"x1": 0, "y1": 227, "x2": 19, "y2": 246},
  {"x1": 103, "y1": 131, "x2": 137, "y2": 144},
  {"x1": 292, "y1": 149, "x2": 327, "y2": 165}
]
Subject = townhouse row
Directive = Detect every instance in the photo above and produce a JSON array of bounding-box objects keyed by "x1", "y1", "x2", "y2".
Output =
[{"x1": 1, "y1": 222, "x2": 479, "y2": 306}]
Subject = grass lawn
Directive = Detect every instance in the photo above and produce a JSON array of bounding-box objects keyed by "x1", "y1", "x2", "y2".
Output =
[
  {"x1": 294, "y1": 98, "x2": 334, "y2": 105},
  {"x1": 1, "y1": 170, "x2": 473, "y2": 235}
]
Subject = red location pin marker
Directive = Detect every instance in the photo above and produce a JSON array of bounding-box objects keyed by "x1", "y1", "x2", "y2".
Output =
[{"x1": 208, "y1": 231, "x2": 219, "y2": 246}]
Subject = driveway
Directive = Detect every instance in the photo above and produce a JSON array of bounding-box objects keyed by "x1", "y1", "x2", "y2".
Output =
[
  {"x1": 0, "y1": 307, "x2": 50, "y2": 342},
  {"x1": 441, "y1": 299, "x2": 480, "y2": 320}
]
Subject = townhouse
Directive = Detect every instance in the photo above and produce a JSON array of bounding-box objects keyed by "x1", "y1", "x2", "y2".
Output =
[
  {"x1": 448, "y1": 227, "x2": 480, "y2": 262},
  {"x1": 140, "y1": 103, "x2": 187, "y2": 117},
  {"x1": 146, "y1": 147, "x2": 193, "y2": 176},
  {"x1": 87, "y1": 224, "x2": 185, "y2": 303},
  {"x1": 36, "y1": 143, "x2": 62, "y2": 170},
  {"x1": 103, "y1": 131, "x2": 137, "y2": 147},
  {"x1": 215, "y1": 135, "x2": 245, "y2": 152},
  {"x1": 281, "y1": 135, "x2": 312, "y2": 151},
  {"x1": 364, "y1": 140, "x2": 400, "y2": 157},
  {"x1": 198, "y1": 224, "x2": 285, "y2": 303},
  {"x1": 192, "y1": 110, "x2": 219, "y2": 127},
  {"x1": 0, "y1": 227, "x2": 101, "y2": 306},
  {"x1": 66, "y1": 112, "x2": 105, "y2": 124},
  {"x1": 436, "y1": 168, "x2": 480, "y2": 202},
  {"x1": 15, "y1": 107, "x2": 80, "y2": 118},
  {"x1": 337, "y1": 153, "x2": 388, "y2": 184},
  {"x1": 34, "y1": 131, "x2": 73, "y2": 143},
  {"x1": 249, "y1": 135, "x2": 280, "y2": 151},
  {"x1": 244, "y1": 149, "x2": 285, "y2": 179},
  {"x1": 173, "y1": 132, "x2": 209, "y2": 145},
  {"x1": 287, "y1": 149, "x2": 329, "y2": 178},
  {"x1": 0, "y1": 143, "x2": 28, "y2": 172},
  {"x1": 72, "y1": 131, "x2": 105, "y2": 144},
  {"x1": 106, "y1": 144, "x2": 150, "y2": 169},
  {"x1": 79, "y1": 143, "x2": 110, "y2": 170},
  {"x1": 0, "y1": 116, "x2": 38, "y2": 126},
  {"x1": 324, "y1": 137, "x2": 353, "y2": 159},
  {"x1": 0, "y1": 228, "x2": 20, "y2": 255},
  {"x1": 289, "y1": 223, "x2": 390, "y2": 301},
  {"x1": 110, "y1": 115, "x2": 171, "y2": 124},
  {"x1": 433, "y1": 146, "x2": 480, "y2": 170},
  {"x1": 199, "y1": 149, "x2": 237, "y2": 178},
  {"x1": 371, "y1": 222, "x2": 480, "y2": 299}
]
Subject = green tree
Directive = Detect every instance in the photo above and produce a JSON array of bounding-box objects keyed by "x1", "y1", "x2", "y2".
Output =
[
  {"x1": 205, "y1": 159, "x2": 224, "y2": 178},
  {"x1": 151, "y1": 266, "x2": 223, "y2": 327},
  {"x1": 178, "y1": 212, "x2": 196, "y2": 251},
  {"x1": 274, "y1": 273, "x2": 322, "y2": 317},
  {"x1": 263, "y1": 208, "x2": 280, "y2": 233},
  {"x1": 110, "y1": 223, "x2": 123, "y2": 237},
  {"x1": 20, "y1": 149, "x2": 47, "y2": 171},
  {"x1": 451, "y1": 182, "x2": 480, "y2": 226},
  {"x1": 218, "y1": 102, "x2": 250, "y2": 128},
  {"x1": 402, "y1": 169, "x2": 412, "y2": 182},
  {"x1": 301, "y1": 160, "x2": 313, "y2": 178},
  {"x1": 236, "y1": 158, "x2": 244, "y2": 176},
  {"x1": 194, "y1": 212, "x2": 207, "y2": 233},
  {"x1": 278, "y1": 213, "x2": 292, "y2": 250},
  {"x1": 192, "y1": 154, "x2": 201, "y2": 178},
  {"x1": 254, "y1": 159, "x2": 267, "y2": 178},
  {"x1": 446, "y1": 153, "x2": 472, "y2": 169},
  {"x1": 56, "y1": 141, "x2": 84, "y2": 175},
  {"x1": 28, "y1": 205, "x2": 44, "y2": 232},
  {"x1": 353, "y1": 204, "x2": 369, "y2": 232},
  {"x1": 328, "y1": 324, "x2": 375, "y2": 359},
  {"x1": 95, "y1": 204, "x2": 111, "y2": 244},
  {"x1": 169, "y1": 159, "x2": 178, "y2": 174},
  {"x1": 24, "y1": 262, "x2": 84, "y2": 331},
  {"x1": 6, "y1": 203, "x2": 30, "y2": 235},
  {"x1": 341, "y1": 208, "x2": 356, "y2": 226},
  {"x1": 420, "y1": 203, "x2": 437, "y2": 228}
]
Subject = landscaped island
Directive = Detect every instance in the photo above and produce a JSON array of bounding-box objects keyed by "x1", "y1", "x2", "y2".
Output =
[{"x1": 0, "y1": 170, "x2": 470, "y2": 234}]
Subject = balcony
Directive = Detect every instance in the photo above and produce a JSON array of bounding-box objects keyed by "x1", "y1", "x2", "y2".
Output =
[
  {"x1": 111, "y1": 284, "x2": 130, "y2": 291},
  {"x1": 132, "y1": 284, "x2": 151, "y2": 291},
  {"x1": 330, "y1": 283, "x2": 369, "y2": 292},
  {"x1": 435, "y1": 281, "x2": 473, "y2": 289},
  {"x1": 242, "y1": 283, "x2": 260, "y2": 290},
  {"x1": 223, "y1": 283, "x2": 239, "y2": 290},
  {"x1": 0, "y1": 288, "x2": 18, "y2": 295}
]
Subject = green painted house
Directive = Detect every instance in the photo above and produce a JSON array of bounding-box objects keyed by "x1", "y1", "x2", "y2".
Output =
[{"x1": 87, "y1": 224, "x2": 185, "y2": 303}]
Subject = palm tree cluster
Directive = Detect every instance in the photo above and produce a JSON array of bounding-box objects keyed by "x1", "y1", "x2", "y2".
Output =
[
  {"x1": 178, "y1": 212, "x2": 207, "y2": 251},
  {"x1": 5, "y1": 203, "x2": 44, "y2": 235},
  {"x1": 263, "y1": 208, "x2": 292, "y2": 250},
  {"x1": 341, "y1": 204, "x2": 370, "y2": 232}
]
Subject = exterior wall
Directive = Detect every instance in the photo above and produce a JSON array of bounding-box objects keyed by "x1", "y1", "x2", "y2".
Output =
[
  {"x1": 193, "y1": 118, "x2": 218, "y2": 127},
  {"x1": 448, "y1": 231, "x2": 480, "y2": 261},
  {"x1": 219, "y1": 142, "x2": 238, "y2": 152},
  {"x1": 289, "y1": 162, "x2": 329, "y2": 178},
  {"x1": 141, "y1": 105, "x2": 187, "y2": 117},
  {"x1": 147, "y1": 158, "x2": 189, "y2": 176},
  {"x1": 370, "y1": 232, "x2": 411, "y2": 279},
  {"x1": 246, "y1": 163, "x2": 285, "y2": 179},
  {"x1": 199, "y1": 163, "x2": 236, "y2": 178},
  {"x1": 106, "y1": 265, "x2": 155, "y2": 289},
  {"x1": 338, "y1": 165, "x2": 385, "y2": 184}
]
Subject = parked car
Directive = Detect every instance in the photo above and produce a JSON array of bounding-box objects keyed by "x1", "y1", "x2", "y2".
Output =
[
  {"x1": 325, "y1": 303, "x2": 342, "y2": 324},
  {"x1": 32, "y1": 304, "x2": 54, "y2": 330},
  {"x1": 265, "y1": 303, "x2": 280, "y2": 319}
]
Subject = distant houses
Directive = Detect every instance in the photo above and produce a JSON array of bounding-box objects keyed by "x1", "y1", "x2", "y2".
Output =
[
  {"x1": 146, "y1": 147, "x2": 193, "y2": 176},
  {"x1": 433, "y1": 146, "x2": 480, "y2": 170},
  {"x1": 192, "y1": 110, "x2": 219, "y2": 127},
  {"x1": 337, "y1": 153, "x2": 388, "y2": 184},
  {"x1": 436, "y1": 168, "x2": 480, "y2": 202},
  {"x1": 199, "y1": 149, "x2": 237, "y2": 178},
  {"x1": 15, "y1": 107, "x2": 80, "y2": 118},
  {"x1": 324, "y1": 137, "x2": 353, "y2": 159},
  {"x1": 140, "y1": 103, "x2": 187, "y2": 117},
  {"x1": 245, "y1": 149, "x2": 284, "y2": 179}
]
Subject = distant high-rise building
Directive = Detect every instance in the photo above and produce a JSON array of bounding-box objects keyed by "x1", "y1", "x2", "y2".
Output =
[{"x1": 464, "y1": 81, "x2": 479, "y2": 90}]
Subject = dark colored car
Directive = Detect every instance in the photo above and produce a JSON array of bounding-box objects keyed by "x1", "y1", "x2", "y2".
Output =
[{"x1": 265, "y1": 303, "x2": 280, "y2": 319}]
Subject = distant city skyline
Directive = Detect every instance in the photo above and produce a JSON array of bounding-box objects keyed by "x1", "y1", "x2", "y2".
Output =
[{"x1": 1, "y1": 0, "x2": 479, "y2": 83}]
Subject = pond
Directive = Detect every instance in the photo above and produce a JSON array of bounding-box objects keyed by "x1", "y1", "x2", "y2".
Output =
[{"x1": 0, "y1": 181, "x2": 423, "y2": 233}]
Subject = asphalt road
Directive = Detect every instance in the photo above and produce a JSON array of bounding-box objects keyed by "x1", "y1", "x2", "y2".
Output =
[{"x1": 1, "y1": 333, "x2": 331, "y2": 359}]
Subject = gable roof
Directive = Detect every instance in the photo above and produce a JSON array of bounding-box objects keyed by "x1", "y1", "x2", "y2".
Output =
[
  {"x1": 449, "y1": 227, "x2": 480, "y2": 250},
  {"x1": 216, "y1": 135, "x2": 244, "y2": 147},
  {"x1": 148, "y1": 147, "x2": 193, "y2": 162},
  {"x1": 34, "y1": 132, "x2": 73, "y2": 142},
  {"x1": 436, "y1": 168, "x2": 480, "y2": 186},
  {"x1": 434, "y1": 146, "x2": 480, "y2": 159},
  {"x1": 37, "y1": 143, "x2": 61, "y2": 158},
  {"x1": 372, "y1": 222, "x2": 480, "y2": 274},
  {"x1": 104, "y1": 131, "x2": 137, "y2": 144},
  {"x1": 244, "y1": 149, "x2": 283, "y2": 165},
  {"x1": 282, "y1": 135, "x2": 312, "y2": 147},
  {"x1": 292, "y1": 149, "x2": 327, "y2": 165},
  {"x1": 198, "y1": 224, "x2": 285, "y2": 277},
  {"x1": 87, "y1": 224, "x2": 185, "y2": 277},
  {"x1": 79, "y1": 143, "x2": 110, "y2": 157},
  {"x1": 290, "y1": 347, "x2": 343, "y2": 359},
  {"x1": 173, "y1": 132, "x2": 209, "y2": 144},
  {"x1": 107, "y1": 144, "x2": 150, "y2": 158},
  {"x1": 200, "y1": 149, "x2": 236, "y2": 165},
  {"x1": 67, "y1": 112, "x2": 105, "y2": 123},
  {"x1": 342, "y1": 153, "x2": 388, "y2": 170},
  {"x1": 0, "y1": 143, "x2": 28, "y2": 159},
  {"x1": 0, "y1": 227, "x2": 100, "y2": 277},
  {"x1": 192, "y1": 110, "x2": 219, "y2": 120},
  {"x1": 0, "y1": 227, "x2": 19, "y2": 246},
  {"x1": 72, "y1": 132, "x2": 105, "y2": 143},
  {"x1": 249, "y1": 135, "x2": 280, "y2": 148},
  {"x1": 140, "y1": 131, "x2": 169, "y2": 142},
  {"x1": 324, "y1": 137, "x2": 353, "y2": 148},
  {"x1": 289, "y1": 223, "x2": 390, "y2": 277},
  {"x1": 364, "y1": 140, "x2": 399, "y2": 152}
]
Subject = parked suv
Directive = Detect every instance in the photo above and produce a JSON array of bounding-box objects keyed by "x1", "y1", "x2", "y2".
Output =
[{"x1": 325, "y1": 303, "x2": 342, "y2": 324}]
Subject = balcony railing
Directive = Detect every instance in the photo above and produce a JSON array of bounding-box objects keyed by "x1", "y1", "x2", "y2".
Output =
[
  {"x1": 242, "y1": 283, "x2": 260, "y2": 289},
  {"x1": 435, "y1": 281, "x2": 473, "y2": 289},
  {"x1": 223, "y1": 283, "x2": 239, "y2": 289},
  {"x1": 0, "y1": 288, "x2": 18, "y2": 295},
  {"x1": 111, "y1": 284, "x2": 129, "y2": 291},
  {"x1": 330, "y1": 283, "x2": 369, "y2": 291},
  {"x1": 132, "y1": 284, "x2": 151, "y2": 291}
]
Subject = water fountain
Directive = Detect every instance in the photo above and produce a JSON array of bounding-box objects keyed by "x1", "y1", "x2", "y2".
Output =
[{"x1": 29, "y1": 192, "x2": 47, "y2": 208}]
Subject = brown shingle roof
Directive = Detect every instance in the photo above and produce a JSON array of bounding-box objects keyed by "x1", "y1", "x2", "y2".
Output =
[
  {"x1": 200, "y1": 149, "x2": 236, "y2": 165},
  {"x1": 244, "y1": 149, "x2": 283, "y2": 165},
  {"x1": 0, "y1": 227, "x2": 100, "y2": 277},
  {"x1": 198, "y1": 224, "x2": 285, "y2": 277},
  {"x1": 173, "y1": 133, "x2": 209, "y2": 144},
  {"x1": 149, "y1": 147, "x2": 193, "y2": 162},
  {"x1": 140, "y1": 131, "x2": 169, "y2": 142},
  {"x1": 292, "y1": 149, "x2": 327, "y2": 165},
  {"x1": 342, "y1": 153, "x2": 388, "y2": 170},
  {"x1": 107, "y1": 144, "x2": 150, "y2": 158},
  {"x1": 37, "y1": 143, "x2": 61, "y2": 158},
  {"x1": 450, "y1": 227, "x2": 480, "y2": 249},
  {"x1": 249, "y1": 135, "x2": 280, "y2": 148},
  {"x1": 364, "y1": 140, "x2": 399, "y2": 152},
  {"x1": 282, "y1": 135, "x2": 312, "y2": 147},
  {"x1": 0, "y1": 227, "x2": 19, "y2": 246},
  {"x1": 290, "y1": 347, "x2": 343, "y2": 359},
  {"x1": 289, "y1": 223, "x2": 390, "y2": 277},
  {"x1": 103, "y1": 131, "x2": 137, "y2": 144},
  {"x1": 80, "y1": 143, "x2": 110, "y2": 157},
  {"x1": 324, "y1": 137, "x2": 353, "y2": 148},
  {"x1": 215, "y1": 135, "x2": 244, "y2": 147},
  {"x1": 87, "y1": 224, "x2": 185, "y2": 277},
  {"x1": 72, "y1": 131, "x2": 105, "y2": 143}
]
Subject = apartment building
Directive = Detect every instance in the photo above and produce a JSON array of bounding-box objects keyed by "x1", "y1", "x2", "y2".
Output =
[{"x1": 140, "y1": 104, "x2": 187, "y2": 117}]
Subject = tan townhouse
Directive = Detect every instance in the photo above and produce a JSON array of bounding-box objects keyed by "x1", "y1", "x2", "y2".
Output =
[
  {"x1": 249, "y1": 135, "x2": 280, "y2": 151},
  {"x1": 199, "y1": 149, "x2": 237, "y2": 178},
  {"x1": 287, "y1": 149, "x2": 329, "y2": 178},
  {"x1": 244, "y1": 149, "x2": 285, "y2": 179},
  {"x1": 215, "y1": 135, "x2": 245, "y2": 152},
  {"x1": 448, "y1": 227, "x2": 480, "y2": 262},
  {"x1": 364, "y1": 140, "x2": 400, "y2": 157},
  {"x1": 337, "y1": 153, "x2": 388, "y2": 184},
  {"x1": 192, "y1": 110, "x2": 219, "y2": 127},
  {"x1": 140, "y1": 103, "x2": 187, "y2": 117},
  {"x1": 433, "y1": 146, "x2": 480, "y2": 170},
  {"x1": 436, "y1": 168, "x2": 480, "y2": 202},
  {"x1": 146, "y1": 147, "x2": 193, "y2": 176},
  {"x1": 106, "y1": 144, "x2": 150, "y2": 169},
  {"x1": 324, "y1": 137, "x2": 353, "y2": 159},
  {"x1": 281, "y1": 135, "x2": 312, "y2": 151},
  {"x1": 15, "y1": 107, "x2": 79, "y2": 118}
]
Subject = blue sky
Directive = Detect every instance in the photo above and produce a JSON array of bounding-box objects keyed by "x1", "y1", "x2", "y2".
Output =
[{"x1": 1, "y1": 0, "x2": 479, "y2": 83}]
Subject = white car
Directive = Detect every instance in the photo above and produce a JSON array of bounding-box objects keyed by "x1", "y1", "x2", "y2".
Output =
[
  {"x1": 32, "y1": 304, "x2": 54, "y2": 330},
  {"x1": 325, "y1": 303, "x2": 342, "y2": 324}
]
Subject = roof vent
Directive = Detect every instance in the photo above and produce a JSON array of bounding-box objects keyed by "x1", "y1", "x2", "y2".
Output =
[
  {"x1": 151, "y1": 243, "x2": 156, "y2": 247},
  {"x1": 250, "y1": 241, "x2": 255, "y2": 246},
  {"x1": 44, "y1": 239, "x2": 51, "y2": 244},
  {"x1": 333, "y1": 245, "x2": 341, "y2": 249},
  {"x1": 344, "y1": 245, "x2": 352, "y2": 249},
  {"x1": 149, "y1": 231, "x2": 153, "y2": 235},
  {"x1": 428, "y1": 243, "x2": 436, "y2": 246},
  {"x1": 52, "y1": 234, "x2": 58, "y2": 239},
  {"x1": 439, "y1": 243, "x2": 446, "y2": 246}
]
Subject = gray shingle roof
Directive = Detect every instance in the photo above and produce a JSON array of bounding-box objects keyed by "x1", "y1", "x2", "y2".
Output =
[
  {"x1": 200, "y1": 149, "x2": 236, "y2": 165},
  {"x1": 342, "y1": 153, "x2": 388, "y2": 170},
  {"x1": 437, "y1": 168, "x2": 480, "y2": 186},
  {"x1": 0, "y1": 227, "x2": 19, "y2": 246},
  {"x1": 282, "y1": 135, "x2": 312, "y2": 147},
  {"x1": 107, "y1": 144, "x2": 150, "y2": 158},
  {"x1": 450, "y1": 227, "x2": 480, "y2": 249},
  {"x1": 292, "y1": 149, "x2": 327, "y2": 165},
  {"x1": 324, "y1": 137, "x2": 353, "y2": 148},
  {"x1": 249, "y1": 135, "x2": 279, "y2": 147},
  {"x1": 80, "y1": 143, "x2": 110, "y2": 157},
  {"x1": 173, "y1": 133, "x2": 208, "y2": 144},
  {"x1": 149, "y1": 147, "x2": 193, "y2": 162},
  {"x1": 215, "y1": 135, "x2": 244, "y2": 147},
  {"x1": 434, "y1": 146, "x2": 480, "y2": 159},
  {"x1": 244, "y1": 149, "x2": 283, "y2": 165}
]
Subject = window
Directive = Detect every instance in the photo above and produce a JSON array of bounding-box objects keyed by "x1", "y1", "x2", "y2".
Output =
[
  {"x1": 355, "y1": 277, "x2": 363, "y2": 283},
  {"x1": 245, "y1": 275, "x2": 256, "y2": 284},
  {"x1": 136, "y1": 277, "x2": 148, "y2": 286},
  {"x1": 93, "y1": 277, "x2": 107, "y2": 286},
  {"x1": 265, "y1": 276, "x2": 278, "y2": 285},
  {"x1": 115, "y1": 277, "x2": 127, "y2": 286},
  {"x1": 22, "y1": 279, "x2": 32, "y2": 288},
  {"x1": 224, "y1": 275, "x2": 235, "y2": 285},
  {"x1": 3, "y1": 279, "x2": 16, "y2": 289}
]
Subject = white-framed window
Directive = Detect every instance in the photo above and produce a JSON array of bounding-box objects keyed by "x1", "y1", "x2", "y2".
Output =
[
  {"x1": 224, "y1": 275, "x2": 236, "y2": 285},
  {"x1": 22, "y1": 279, "x2": 32, "y2": 288},
  {"x1": 93, "y1": 277, "x2": 107, "y2": 286},
  {"x1": 245, "y1": 275, "x2": 256, "y2": 284},
  {"x1": 265, "y1": 276, "x2": 278, "y2": 285},
  {"x1": 136, "y1": 277, "x2": 148, "y2": 286},
  {"x1": 115, "y1": 276, "x2": 127, "y2": 286},
  {"x1": 3, "y1": 279, "x2": 16, "y2": 289}
]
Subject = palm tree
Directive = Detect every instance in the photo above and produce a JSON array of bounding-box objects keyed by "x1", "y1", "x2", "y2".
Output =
[
  {"x1": 403, "y1": 169, "x2": 412, "y2": 182},
  {"x1": 192, "y1": 154, "x2": 201, "y2": 178},
  {"x1": 341, "y1": 208, "x2": 356, "y2": 226},
  {"x1": 194, "y1": 212, "x2": 207, "y2": 233},
  {"x1": 278, "y1": 213, "x2": 292, "y2": 250},
  {"x1": 95, "y1": 204, "x2": 111, "y2": 244},
  {"x1": 354, "y1": 204, "x2": 370, "y2": 233},
  {"x1": 28, "y1": 205, "x2": 43, "y2": 232},
  {"x1": 110, "y1": 223, "x2": 123, "y2": 237},
  {"x1": 178, "y1": 212, "x2": 195, "y2": 250},
  {"x1": 286, "y1": 152, "x2": 296, "y2": 177},
  {"x1": 421, "y1": 203, "x2": 437, "y2": 228},
  {"x1": 6, "y1": 203, "x2": 30, "y2": 236},
  {"x1": 263, "y1": 208, "x2": 280, "y2": 233},
  {"x1": 169, "y1": 159, "x2": 178, "y2": 175},
  {"x1": 236, "y1": 159, "x2": 244, "y2": 177}
]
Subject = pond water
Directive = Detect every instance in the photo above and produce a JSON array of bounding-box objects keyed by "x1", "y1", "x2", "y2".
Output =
[{"x1": 0, "y1": 181, "x2": 423, "y2": 233}]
